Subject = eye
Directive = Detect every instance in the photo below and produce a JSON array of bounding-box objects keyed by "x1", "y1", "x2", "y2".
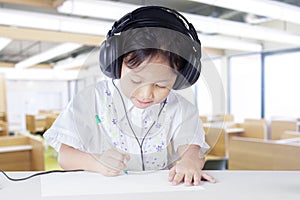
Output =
[
  {"x1": 155, "y1": 84, "x2": 167, "y2": 89},
  {"x1": 131, "y1": 79, "x2": 142, "y2": 84}
]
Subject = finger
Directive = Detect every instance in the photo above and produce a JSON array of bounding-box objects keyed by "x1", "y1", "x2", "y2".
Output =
[
  {"x1": 201, "y1": 173, "x2": 217, "y2": 183},
  {"x1": 107, "y1": 150, "x2": 129, "y2": 162},
  {"x1": 172, "y1": 172, "x2": 184, "y2": 185},
  {"x1": 168, "y1": 167, "x2": 176, "y2": 182},
  {"x1": 103, "y1": 168, "x2": 121, "y2": 177},
  {"x1": 193, "y1": 173, "x2": 201, "y2": 186},
  {"x1": 123, "y1": 154, "x2": 130, "y2": 163},
  {"x1": 111, "y1": 152, "x2": 130, "y2": 163},
  {"x1": 100, "y1": 156, "x2": 127, "y2": 171},
  {"x1": 91, "y1": 153, "x2": 125, "y2": 175},
  {"x1": 184, "y1": 173, "x2": 193, "y2": 186},
  {"x1": 96, "y1": 161, "x2": 121, "y2": 176},
  {"x1": 110, "y1": 158, "x2": 127, "y2": 170}
]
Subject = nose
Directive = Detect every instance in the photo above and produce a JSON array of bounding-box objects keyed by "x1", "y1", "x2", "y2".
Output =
[{"x1": 137, "y1": 84, "x2": 154, "y2": 100}]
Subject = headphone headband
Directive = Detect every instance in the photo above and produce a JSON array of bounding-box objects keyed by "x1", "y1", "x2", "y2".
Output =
[
  {"x1": 108, "y1": 6, "x2": 200, "y2": 45},
  {"x1": 99, "y1": 6, "x2": 202, "y2": 90}
]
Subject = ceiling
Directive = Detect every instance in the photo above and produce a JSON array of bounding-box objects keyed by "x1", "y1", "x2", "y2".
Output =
[{"x1": 1, "y1": 0, "x2": 300, "y2": 69}]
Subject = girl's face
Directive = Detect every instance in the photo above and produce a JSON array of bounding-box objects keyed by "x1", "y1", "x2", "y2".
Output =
[{"x1": 120, "y1": 55, "x2": 178, "y2": 109}]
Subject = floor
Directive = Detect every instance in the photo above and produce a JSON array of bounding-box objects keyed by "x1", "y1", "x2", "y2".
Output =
[{"x1": 44, "y1": 145, "x2": 62, "y2": 170}]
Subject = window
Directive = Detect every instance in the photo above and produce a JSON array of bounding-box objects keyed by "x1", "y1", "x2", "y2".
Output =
[
  {"x1": 229, "y1": 54, "x2": 261, "y2": 122},
  {"x1": 196, "y1": 56, "x2": 225, "y2": 116},
  {"x1": 265, "y1": 51, "x2": 300, "y2": 119}
]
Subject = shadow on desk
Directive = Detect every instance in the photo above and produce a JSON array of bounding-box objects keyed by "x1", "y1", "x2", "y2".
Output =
[{"x1": 203, "y1": 158, "x2": 227, "y2": 170}]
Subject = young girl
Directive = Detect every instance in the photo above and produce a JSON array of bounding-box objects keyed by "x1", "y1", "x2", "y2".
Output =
[{"x1": 44, "y1": 6, "x2": 216, "y2": 186}]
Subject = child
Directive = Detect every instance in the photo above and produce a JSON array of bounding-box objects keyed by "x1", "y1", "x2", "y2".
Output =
[{"x1": 44, "y1": 6, "x2": 216, "y2": 186}]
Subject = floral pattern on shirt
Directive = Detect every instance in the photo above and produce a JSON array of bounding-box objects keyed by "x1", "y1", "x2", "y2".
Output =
[{"x1": 97, "y1": 83, "x2": 171, "y2": 170}]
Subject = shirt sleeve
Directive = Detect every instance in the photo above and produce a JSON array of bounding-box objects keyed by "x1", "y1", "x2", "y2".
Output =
[
  {"x1": 43, "y1": 85, "x2": 97, "y2": 152},
  {"x1": 170, "y1": 95, "x2": 210, "y2": 154}
]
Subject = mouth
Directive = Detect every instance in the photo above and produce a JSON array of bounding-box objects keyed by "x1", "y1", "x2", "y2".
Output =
[{"x1": 134, "y1": 98, "x2": 153, "y2": 107}]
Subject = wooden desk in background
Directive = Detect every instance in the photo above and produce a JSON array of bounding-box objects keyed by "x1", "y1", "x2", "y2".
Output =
[
  {"x1": 0, "y1": 170, "x2": 299, "y2": 199},
  {"x1": 229, "y1": 136, "x2": 300, "y2": 170},
  {"x1": 281, "y1": 131, "x2": 300, "y2": 139},
  {"x1": 0, "y1": 135, "x2": 44, "y2": 171}
]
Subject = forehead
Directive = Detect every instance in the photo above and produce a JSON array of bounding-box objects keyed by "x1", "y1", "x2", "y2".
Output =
[{"x1": 128, "y1": 62, "x2": 177, "y2": 81}]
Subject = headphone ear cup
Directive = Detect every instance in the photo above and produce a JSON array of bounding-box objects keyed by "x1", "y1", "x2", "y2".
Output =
[
  {"x1": 99, "y1": 36, "x2": 122, "y2": 79},
  {"x1": 173, "y1": 53, "x2": 201, "y2": 90}
]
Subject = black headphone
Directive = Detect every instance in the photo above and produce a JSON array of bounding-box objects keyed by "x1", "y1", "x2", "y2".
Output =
[{"x1": 99, "y1": 6, "x2": 202, "y2": 90}]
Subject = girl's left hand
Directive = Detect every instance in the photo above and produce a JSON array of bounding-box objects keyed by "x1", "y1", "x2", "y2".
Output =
[{"x1": 168, "y1": 157, "x2": 216, "y2": 186}]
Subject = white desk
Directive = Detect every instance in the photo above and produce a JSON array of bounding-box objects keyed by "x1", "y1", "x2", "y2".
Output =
[{"x1": 0, "y1": 170, "x2": 299, "y2": 200}]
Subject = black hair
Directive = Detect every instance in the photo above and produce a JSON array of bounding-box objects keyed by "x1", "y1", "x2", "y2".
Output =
[{"x1": 120, "y1": 27, "x2": 188, "y2": 73}]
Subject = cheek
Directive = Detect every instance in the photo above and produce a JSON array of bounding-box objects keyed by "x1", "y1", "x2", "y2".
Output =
[
  {"x1": 120, "y1": 79, "x2": 137, "y2": 98},
  {"x1": 154, "y1": 89, "x2": 170, "y2": 102}
]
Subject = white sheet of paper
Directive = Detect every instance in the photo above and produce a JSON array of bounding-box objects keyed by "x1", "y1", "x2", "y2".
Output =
[{"x1": 41, "y1": 170, "x2": 204, "y2": 197}]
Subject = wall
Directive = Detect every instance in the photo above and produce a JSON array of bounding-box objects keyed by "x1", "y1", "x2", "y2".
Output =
[
  {"x1": 6, "y1": 80, "x2": 69, "y2": 132},
  {"x1": 0, "y1": 73, "x2": 6, "y2": 115}
]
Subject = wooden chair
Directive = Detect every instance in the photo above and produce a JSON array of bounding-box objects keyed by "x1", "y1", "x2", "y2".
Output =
[
  {"x1": 204, "y1": 120, "x2": 244, "y2": 154},
  {"x1": 45, "y1": 114, "x2": 58, "y2": 130},
  {"x1": 216, "y1": 114, "x2": 234, "y2": 122},
  {"x1": 270, "y1": 120, "x2": 298, "y2": 140},
  {"x1": 239, "y1": 122, "x2": 267, "y2": 139},
  {"x1": 26, "y1": 114, "x2": 46, "y2": 134},
  {"x1": 228, "y1": 137, "x2": 300, "y2": 170},
  {"x1": 0, "y1": 135, "x2": 45, "y2": 171},
  {"x1": 0, "y1": 120, "x2": 8, "y2": 136},
  {"x1": 0, "y1": 112, "x2": 6, "y2": 121},
  {"x1": 204, "y1": 127, "x2": 229, "y2": 170},
  {"x1": 199, "y1": 116, "x2": 208, "y2": 123},
  {"x1": 205, "y1": 127, "x2": 227, "y2": 157},
  {"x1": 244, "y1": 118, "x2": 268, "y2": 126}
]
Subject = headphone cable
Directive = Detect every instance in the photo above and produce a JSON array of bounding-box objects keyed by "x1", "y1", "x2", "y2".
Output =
[
  {"x1": 0, "y1": 169, "x2": 84, "y2": 182},
  {"x1": 111, "y1": 79, "x2": 166, "y2": 171}
]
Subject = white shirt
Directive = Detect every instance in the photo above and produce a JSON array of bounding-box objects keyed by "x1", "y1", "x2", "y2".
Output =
[{"x1": 44, "y1": 79, "x2": 209, "y2": 171}]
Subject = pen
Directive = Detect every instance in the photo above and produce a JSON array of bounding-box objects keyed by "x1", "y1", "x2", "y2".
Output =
[{"x1": 95, "y1": 114, "x2": 101, "y2": 123}]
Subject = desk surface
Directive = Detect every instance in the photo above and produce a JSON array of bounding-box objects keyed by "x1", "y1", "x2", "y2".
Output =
[
  {"x1": 0, "y1": 145, "x2": 32, "y2": 153},
  {"x1": 1, "y1": 170, "x2": 299, "y2": 200},
  {"x1": 225, "y1": 127, "x2": 244, "y2": 134}
]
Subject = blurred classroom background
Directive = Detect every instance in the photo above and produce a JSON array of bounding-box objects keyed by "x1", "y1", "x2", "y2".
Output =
[{"x1": 0, "y1": 0, "x2": 299, "y2": 171}]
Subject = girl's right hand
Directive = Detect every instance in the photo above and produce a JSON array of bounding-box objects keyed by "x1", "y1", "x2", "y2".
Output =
[{"x1": 92, "y1": 149, "x2": 130, "y2": 176}]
